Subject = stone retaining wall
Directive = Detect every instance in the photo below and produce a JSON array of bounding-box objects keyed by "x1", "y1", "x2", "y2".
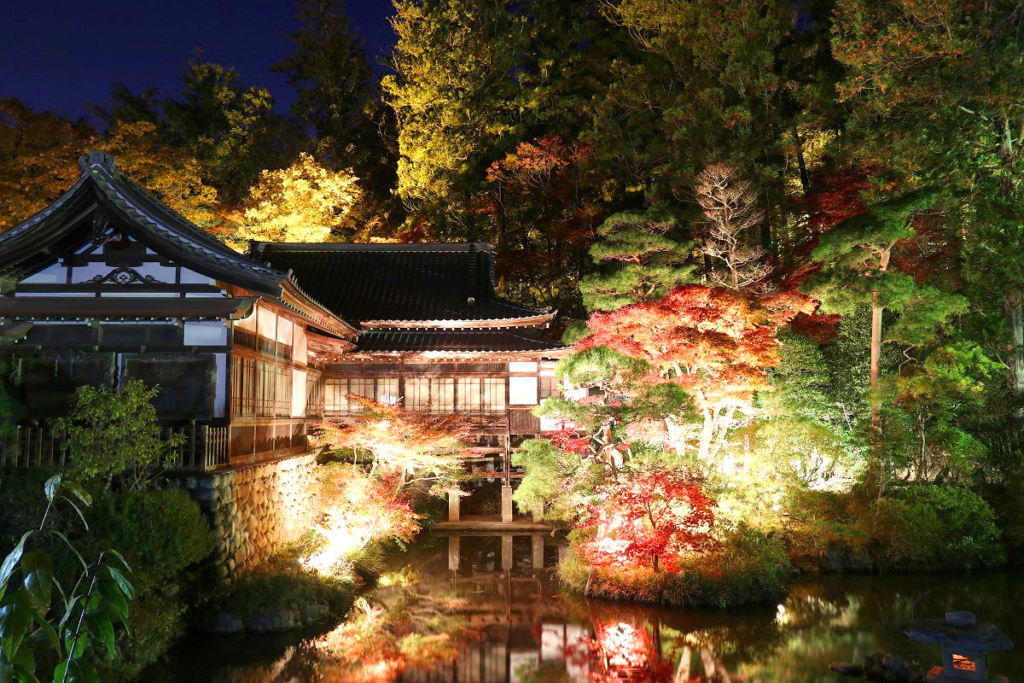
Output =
[{"x1": 183, "y1": 454, "x2": 320, "y2": 578}]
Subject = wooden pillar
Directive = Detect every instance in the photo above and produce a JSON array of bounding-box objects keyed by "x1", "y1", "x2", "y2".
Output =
[
  {"x1": 531, "y1": 534, "x2": 544, "y2": 570},
  {"x1": 448, "y1": 491, "x2": 461, "y2": 522},
  {"x1": 501, "y1": 485, "x2": 514, "y2": 523},
  {"x1": 448, "y1": 534, "x2": 460, "y2": 572},
  {"x1": 501, "y1": 534, "x2": 513, "y2": 571}
]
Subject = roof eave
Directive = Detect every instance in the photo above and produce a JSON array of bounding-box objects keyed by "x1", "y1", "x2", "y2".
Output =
[{"x1": 359, "y1": 311, "x2": 556, "y2": 330}]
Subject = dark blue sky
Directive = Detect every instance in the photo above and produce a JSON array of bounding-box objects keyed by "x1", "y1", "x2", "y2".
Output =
[{"x1": 1, "y1": 0, "x2": 396, "y2": 121}]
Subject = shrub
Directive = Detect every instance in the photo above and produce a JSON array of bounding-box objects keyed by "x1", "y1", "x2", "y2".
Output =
[
  {"x1": 866, "y1": 485, "x2": 1005, "y2": 571},
  {"x1": 782, "y1": 488, "x2": 871, "y2": 572},
  {"x1": 558, "y1": 525, "x2": 790, "y2": 608},
  {"x1": 217, "y1": 565, "x2": 354, "y2": 622},
  {"x1": 55, "y1": 380, "x2": 185, "y2": 491},
  {"x1": 75, "y1": 488, "x2": 216, "y2": 681}
]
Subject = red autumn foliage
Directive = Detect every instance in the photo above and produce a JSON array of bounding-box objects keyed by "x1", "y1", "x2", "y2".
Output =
[
  {"x1": 575, "y1": 284, "x2": 816, "y2": 461},
  {"x1": 581, "y1": 467, "x2": 719, "y2": 573}
]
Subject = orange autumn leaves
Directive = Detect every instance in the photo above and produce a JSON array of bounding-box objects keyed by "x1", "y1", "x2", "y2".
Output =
[{"x1": 577, "y1": 284, "x2": 817, "y2": 413}]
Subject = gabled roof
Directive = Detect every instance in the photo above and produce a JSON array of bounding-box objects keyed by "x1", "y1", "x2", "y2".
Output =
[
  {"x1": 250, "y1": 242, "x2": 555, "y2": 328},
  {"x1": 0, "y1": 151, "x2": 285, "y2": 297},
  {"x1": 0, "y1": 152, "x2": 356, "y2": 337}
]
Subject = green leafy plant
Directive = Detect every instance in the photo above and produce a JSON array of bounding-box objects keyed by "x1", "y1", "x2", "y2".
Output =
[
  {"x1": 54, "y1": 380, "x2": 184, "y2": 492},
  {"x1": 0, "y1": 474, "x2": 134, "y2": 683}
]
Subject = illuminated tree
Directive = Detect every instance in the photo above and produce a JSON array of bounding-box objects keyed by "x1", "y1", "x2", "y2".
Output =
[
  {"x1": 573, "y1": 284, "x2": 815, "y2": 466},
  {"x1": 239, "y1": 152, "x2": 363, "y2": 243},
  {"x1": 694, "y1": 163, "x2": 771, "y2": 291},
  {"x1": 0, "y1": 98, "x2": 92, "y2": 230},
  {"x1": 101, "y1": 119, "x2": 221, "y2": 229},
  {"x1": 581, "y1": 466, "x2": 718, "y2": 573},
  {"x1": 301, "y1": 467, "x2": 423, "y2": 577},
  {"x1": 313, "y1": 397, "x2": 468, "y2": 492},
  {"x1": 579, "y1": 210, "x2": 696, "y2": 312},
  {"x1": 832, "y1": 0, "x2": 1024, "y2": 401},
  {"x1": 483, "y1": 136, "x2": 601, "y2": 314},
  {"x1": 806, "y1": 188, "x2": 968, "y2": 494},
  {"x1": 55, "y1": 380, "x2": 185, "y2": 492},
  {"x1": 887, "y1": 342, "x2": 999, "y2": 484},
  {"x1": 163, "y1": 56, "x2": 297, "y2": 203}
]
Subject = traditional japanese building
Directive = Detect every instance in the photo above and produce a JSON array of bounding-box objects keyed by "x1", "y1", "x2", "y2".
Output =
[{"x1": 0, "y1": 152, "x2": 567, "y2": 568}]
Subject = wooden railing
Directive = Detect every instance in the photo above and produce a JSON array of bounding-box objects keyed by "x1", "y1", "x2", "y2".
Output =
[{"x1": 0, "y1": 422, "x2": 231, "y2": 472}]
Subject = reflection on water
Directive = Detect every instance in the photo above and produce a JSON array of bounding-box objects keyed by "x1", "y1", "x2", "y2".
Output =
[{"x1": 144, "y1": 533, "x2": 1023, "y2": 682}]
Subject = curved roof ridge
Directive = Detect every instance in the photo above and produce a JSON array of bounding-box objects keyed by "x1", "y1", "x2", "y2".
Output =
[
  {"x1": 0, "y1": 176, "x2": 88, "y2": 246},
  {"x1": 84, "y1": 156, "x2": 284, "y2": 281}
]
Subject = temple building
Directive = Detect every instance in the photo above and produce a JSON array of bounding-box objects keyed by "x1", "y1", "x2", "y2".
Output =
[{"x1": 0, "y1": 152, "x2": 567, "y2": 559}]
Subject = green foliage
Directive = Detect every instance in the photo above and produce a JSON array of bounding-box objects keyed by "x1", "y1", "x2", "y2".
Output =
[
  {"x1": 512, "y1": 439, "x2": 603, "y2": 524},
  {"x1": 211, "y1": 556, "x2": 354, "y2": 625},
  {"x1": 163, "y1": 56, "x2": 297, "y2": 204},
  {"x1": 784, "y1": 486, "x2": 1005, "y2": 573},
  {"x1": 580, "y1": 210, "x2": 697, "y2": 312},
  {"x1": 0, "y1": 475, "x2": 135, "y2": 683},
  {"x1": 55, "y1": 380, "x2": 184, "y2": 492},
  {"x1": 69, "y1": 489, "x2": 214, "y2": 682},
  {"x1": 808, "y1": 188, "x2": 967, "y2": 342},
  {"x1": 868, "y1": 486, "x2": 1005, "y2": 572}
]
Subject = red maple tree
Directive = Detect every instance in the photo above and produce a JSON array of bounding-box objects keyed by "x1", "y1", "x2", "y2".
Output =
[
  {"x1": 576, "y1": 284, "x2": 816, "y2": 465},
  {"x1": 581, "y1": 467, "x2": 718, "y2": 573}
]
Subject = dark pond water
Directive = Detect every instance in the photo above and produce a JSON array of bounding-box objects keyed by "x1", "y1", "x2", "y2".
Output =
[{"x1": 142, "y1": 533, "x2": 1024, "y2": 682}]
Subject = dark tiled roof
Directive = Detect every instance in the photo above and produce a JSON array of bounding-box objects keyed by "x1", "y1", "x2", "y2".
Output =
[
  {"x1": 250, "y1": 242, "x2": 551, "y2": 325},
  {"x1": 356, "y1": 329, "x2": 566, "y2": 355}
]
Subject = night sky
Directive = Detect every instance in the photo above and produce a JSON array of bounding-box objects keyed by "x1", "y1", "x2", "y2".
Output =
[{"x1": 1, "y1": 0, "x2": 397, "y2": 121}]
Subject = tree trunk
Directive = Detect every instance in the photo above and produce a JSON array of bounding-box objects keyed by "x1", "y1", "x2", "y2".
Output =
[
  {"x1": 697, "y1": 407, "x2": 715, "y2": 464},
  {"x1": 917, "y1": 414, "x2": 926, "y2": 484},
  {"x1": 793, "y1": 123, "x2": 810, "y2": 196},
  {"x1": 870, "y1": 247, "x2": 892, "y2": 498},
  {"x1": 1004, "y1": 289, "x2": 1024, "y2": 405}
]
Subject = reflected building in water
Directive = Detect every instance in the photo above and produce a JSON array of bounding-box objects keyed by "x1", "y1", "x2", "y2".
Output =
[{"x1": 389, "y1": 533, "x2": 589, "y2": 683}]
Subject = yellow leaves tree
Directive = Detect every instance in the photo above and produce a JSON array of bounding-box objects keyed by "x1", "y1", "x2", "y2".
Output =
[
  {"x1": 0, "y1": 98, "x2": 92, "y2": 230},
  {"x1": 239, "y1": 152, "x2": 363, "y2": 243},
  {"x1": 102, "y1": 120, "x2": 221, "y2": 229}
]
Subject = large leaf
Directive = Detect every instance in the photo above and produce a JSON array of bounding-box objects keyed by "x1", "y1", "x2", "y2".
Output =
[
  {"x1": 96, "y1": 582, "x2": 127, "y2": 624},
  {"x1": 43, "y1": 477, "x2": 62, "y2": 504},
  {"x1": 0, "y1": 593, "x2": 31, "y2": 662},
  {"x1": 0, "y1": 534, "x2": 31, "y2": 591},
  {"x1": 104, "y1": 568, "x2": 133, "y2": 602},
  {"x1": 83, "y1": 613, "x2": 114, "y2": 659},
  {"x1": 61, "y1": 627, "x2": 87, "y2": 660},
  {"x1": 0, "y1": 660, "x2": 12, "y2": 683},
  {"x1": 30, "y1": 610, "x2": 60, "y2": 659},
  {"x1": 12, "y1": 662, "x2": 40, "y2": 683},
  {"x1": 21, "y1": 552, "x2": 53, "y2": 609},
  {"x1": 58, "y1": 483, "x2": 90, "y2": 509},
  {"x1": 10, "y1": 643, "x2": 34, "y2": 673}
]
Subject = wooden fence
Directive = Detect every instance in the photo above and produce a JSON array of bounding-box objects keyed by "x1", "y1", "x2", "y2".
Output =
[{"x1": 0, "y1": 423, "x2": 230, "y2": 472}]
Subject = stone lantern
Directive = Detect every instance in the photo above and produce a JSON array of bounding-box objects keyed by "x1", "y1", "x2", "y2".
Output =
[{"x1": 906, "y1": 611, "x2": 1013, "y2": 682}]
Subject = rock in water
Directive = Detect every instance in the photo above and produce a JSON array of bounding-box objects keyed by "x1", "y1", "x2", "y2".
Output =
[{"x1": 829, "y1": 662, "x2": 865, "y2": 676}]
